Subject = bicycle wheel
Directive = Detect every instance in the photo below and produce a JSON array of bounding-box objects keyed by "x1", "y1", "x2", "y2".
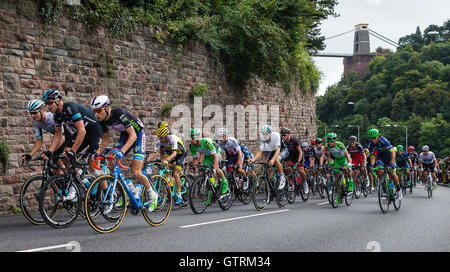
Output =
[
  {"x1": 84, "y1": 175, "x2": 127, "y2": 233},
  {"x1": 317, "y1": 175, "x2": 326, "y2": 199},
  {"x1": 299, "y1": 176, "x2": 309, "y2": 202},
  {"x1": 20, "y1": 174, "x2": 50, "y2": 225},
  {"x1": 275, "y1": 177, "x2": 288, "y2": 208},
  {"x1": 330, "y1": 179, "x2": 339, "y2": 209},
  {"x1": 378, "y1": 178, "x2": 390, "y2": 214},
  {"x1": 326, "y1": 176, "x2": 334, "y2": 204},
  {"x1": 219, "y1": 178, "x2": 234, "y2": 211},
  {"x1": 39, "y1": 175, "x2": 81, "y2": 229},
  {"x1": 287, "y1": 173, "x2": 296, "y2": 204},
  {"x1": 142, "y1": 177, "x2": 172, "y2": 226},
  {"x1": 344, "y1": 183, "x2": 353, "y2": 206},
  {"x1": 189, "y1": 175, "x2": 212, "y2": 214},
  {"x1": 239, "y1": 175, "x2": 253, "y2": 205},
  {"x1": 393, "y1": 186, "x2": 401, "y2": 211},
  {"x1": 354, "y1": 176, "x2": 361, "y2": 199},
  {"x1": 361, "y1": 175, "x2": 368, "y2": 198},
  {"x1": 253, "y1": 175, "x2": 269, "y2": 211}
]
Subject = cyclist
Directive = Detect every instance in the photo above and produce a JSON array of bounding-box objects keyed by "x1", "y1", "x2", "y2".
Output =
[
  {"x1": 90, "y1": 95, "x2": 158, "y2": 210},
  {"x1": 21, "y1": 99, "x2": 75, "y2": 174},
  {"x1": 280, "y1": 127, "x2": 307, "y2": 186},
  {"x1": 249, "y1": 125, "x2": 287, "y2": 190},
  {"x1": 346, "y1": 135, "x2": 367, "y2": 190},
  {"x1": 301, "y1": 142, "x2": 311, "y2": 169},
  {"x1": 418, "y1": 145, "x2": 439, "y2": 190},
  {"x1": 312, "y1": 138, "x2": 326, "y2": 168},
  {"x1": 215, "y1": 128, "x2": 249, "y2": 190},
  {"x1": 42, "y1": 89, "x2": 104, "y2": 201},
  {"x1": 324, "y1": 133, "x2": 353, "y2": 203},
  {"x1": 189, "y1": 128, "x2": 229, "y2": 198},
  {"x1": 364, "y1": 148, "x2": 375, "y2": 191},
  {"x1": 147, "y1": 126, "x2": 187, "y2": 205},
  {"x1": 407, "y1": 146, "x2": 419, "y2": 185},
  {"x1": 367, "y1": 128, "x2": 401, "y2": 199},
  {"x1": 395, "y1": 145, "x2": 412, "y2": 189}
]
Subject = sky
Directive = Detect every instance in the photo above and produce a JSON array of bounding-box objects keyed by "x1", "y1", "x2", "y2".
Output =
[{"x1": 313, "y1": 0, "x2": 450, "y2": 96}]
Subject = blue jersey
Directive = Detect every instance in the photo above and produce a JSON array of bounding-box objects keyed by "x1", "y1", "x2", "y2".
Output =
[
  {"x1": 367, "y1": 136, "x2": 394, "y2": 165},
  {"x1": 396, "y1": 151, "x2": 410, "y2": 168}
]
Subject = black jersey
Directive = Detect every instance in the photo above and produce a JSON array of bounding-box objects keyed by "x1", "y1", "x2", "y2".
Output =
[
  {"x1": 54, "y1": 101, "x2": 100, "y2": 132},
  {"x1": 283, "y1": 135, "x2": 300, "y2": 157},
  {"x1": 100, "y1": 108, "x2": 144, "y2": 133}
]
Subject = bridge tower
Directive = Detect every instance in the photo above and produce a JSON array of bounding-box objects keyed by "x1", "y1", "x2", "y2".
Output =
[{"x1": 344, "y1": 23, "x2": 375, "y2": 76}]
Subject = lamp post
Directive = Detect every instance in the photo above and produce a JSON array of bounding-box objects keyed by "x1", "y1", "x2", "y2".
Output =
[
  {"x1": 384, "y1": 124, "x2": 408, "y2": 147},
  {"x1": 324, "y1": 124, "x2": 339, "y2": 140},
  {"x1": 348, "y1": 101, "x2": 366, "y2": 142}
]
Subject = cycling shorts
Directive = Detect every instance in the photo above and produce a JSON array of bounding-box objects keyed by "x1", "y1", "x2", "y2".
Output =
[{"x1": 113, "y1": 129, "x2": 146, "y2": 161}]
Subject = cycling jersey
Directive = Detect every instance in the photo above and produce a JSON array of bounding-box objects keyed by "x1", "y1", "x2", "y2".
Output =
[
  {"x1": 259, "y1": 132, "x2": 281, "y2": 152},
  {"x1": 33, "y1": 112, "x2": 55, "y2": 140},
  {"x1": 396, "y1": 151, "x2": 411, "y2": 169},
  {"x1": 190, "y1": 138, "x2": 221, "y2": 166},
  {"x1": 155, "y1": 134, "x2": 187, "y2": 155},
  {"x1": 347, "y1": 142, "x2": 364, "y2": 166},
  {"x1": 408, "y1": 151, "x2": 419, "y2": 165},
  {"x1": 324, "y1": 141, "x2": 347, "y2": 159},
  {"x1": 100, "y1": 108, "x2": 144, "y2": 133},
  {"x1": 419, "y1": 152, "x2": 436, "y2": 165},
  {"x1": 367, "y1": 136, "x2": 394, "y2": 168},
  {"x1": 216, "y1": 137, "x2": 241, "y2": 156},
  {"x1": 54, "y1": 101, "x2": 102, "y2": 157},
  {"x1": 283, "y1": 135, "x2": 301, "y2": 161}
]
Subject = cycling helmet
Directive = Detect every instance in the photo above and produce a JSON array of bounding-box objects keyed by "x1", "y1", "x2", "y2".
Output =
[
  {"x1": 26, "y1": 99, "x2": 45, "y2": 112},
  {"x1": 315, "y1": 138, "x2": 323, "y2": 144},
  {"x1": 310, "y1": 139, "x2": 316, "y2": 145},
  {"x1": 422, "y1": 145, "x2": 429, "y2": 152},
  {"x1": 260, "y1": 125, "x2": 272, "y2": 135},
  {"x1": 397, "y1": 145, "x2": 404, "y2": 151},
  {"x1": 348, "y1": 135, "x2": 357, "y2": 142},
  {"x1": 190, "y1": 128, "x2": 202, "y2": 140},
  {"x1": 280, "y1": 127, "x2": 290, "y2": 136},
  {"x1": 157, "y1": 121, "x2": 169, "y2": 129},
  {"x1": 367, "y1": 128, "x2": 379, "y2": 139},
  {"x1": 90, "y1": 95, "x2": 110, "y2": 110},
  {"x1": 215, "y1": 128, "x2": 228, "y2": 138},
  {"x1": 408, "y1": 146, "x2": 415, "y2": 151},
  {"x1": 326, "y1": 132, "x2": 337, "y2": 142},
  {"x1": 301, "y1": 142, "x2": 309, "y2": 148},
  {"x1": 156, "y1": 127, "x2": 170, "y2": 137},
  {"x1": 42, "y1": 89, "x2": 61, "y2": 101}
]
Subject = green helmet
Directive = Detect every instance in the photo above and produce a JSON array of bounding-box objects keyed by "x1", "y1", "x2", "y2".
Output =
[
  {"x1": 397, "y1": 145, "x2": 403, "y2": 151},
  {"x1": 190, "y1": 128, "x2": 201, "y2": 140},
  {"x1": 367, "y1": 128, "x2": 379, "y2": 139},
  {"x1": 326, "y1": 132, "x2": 337, "y2": 142}
]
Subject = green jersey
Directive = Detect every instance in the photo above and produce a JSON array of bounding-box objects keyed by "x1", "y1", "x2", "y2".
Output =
[
  {"x1": 189, "y1": 138, "x2": 221, "y2": 158},
  {"x1": 324, "y1": 141, "x2": 347, "y2": 159}
]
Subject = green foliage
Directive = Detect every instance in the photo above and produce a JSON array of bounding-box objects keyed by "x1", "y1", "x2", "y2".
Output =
[
  {"x1": 0, "y1": 139, "x2": 10, "y2": 174},
  {"x1": 39, "y1": 0, "x2": 337, "y2": 94},
  {"x1": 191, "y1": 83, "x2": 208, "y2": 98},
  {"x1": 162, "y1": 103, "x2": 174, "y2": 117},
  {"x1": 317, "y1": 20, "x2": 450, "y2": 157}
]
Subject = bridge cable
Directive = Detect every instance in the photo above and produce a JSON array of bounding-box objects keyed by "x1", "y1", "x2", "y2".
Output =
[
  {"x1": 324, "y1": 28, "x2": 355, "y2": 40},
  {"x1": 369, "y1": 31, "x2": 399, "y2": 48}
]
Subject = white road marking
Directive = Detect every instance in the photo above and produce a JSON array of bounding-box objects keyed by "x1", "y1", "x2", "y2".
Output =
[
  {"x1": 317, "y1": 201, "x2": 329, "y2": 206},
  {"x1": 179, "y1": 209, "x2": 290, "y2": 228},
  {"x1": 17, "y1": 241, "x2": 80, "y2": 252}
]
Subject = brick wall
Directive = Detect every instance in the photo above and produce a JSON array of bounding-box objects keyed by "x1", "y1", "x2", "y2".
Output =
[{"x1": 0, "y1": 1, "x2": 316, "y2": 215}]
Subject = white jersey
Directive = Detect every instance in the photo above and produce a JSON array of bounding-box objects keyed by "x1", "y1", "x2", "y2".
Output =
[
  {"x1": 419, "y1": 151, "x2": 436, "y2": 164},
  {"x1": 216, "y1": 137, "x2": 241, "y2": 155},
  {"x1": 259, "y1": 132, "x2": 281, "y2": 152}
]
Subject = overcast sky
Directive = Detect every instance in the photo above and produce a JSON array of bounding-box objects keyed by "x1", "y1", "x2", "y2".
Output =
[{"x1": 313, "y1": 0, "x2": 450, "y2": 96}]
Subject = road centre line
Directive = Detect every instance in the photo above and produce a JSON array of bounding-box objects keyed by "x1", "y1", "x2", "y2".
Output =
[
  {"x1": 317, "y1": 201, "x2": 329, "y2": 206},
  {"x1": 179, "y1": 209, "x2": 290, "y2": 228},
  {"x1": 17, "y1": 241, "x2": 80, "y2": 252}
]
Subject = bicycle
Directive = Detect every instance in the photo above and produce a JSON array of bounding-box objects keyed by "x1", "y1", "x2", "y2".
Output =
[
  {"x1": 252, "y1": 162, "x2": 288, "y2": 211},
  {"x1": 189, "y1": 164, "x2": 234, "y2": 214},
  {"x1": 86, "y1": 155, "x2": 172, "y2": 233},
  {"x1": 397, "y1": 167, "x2": 413, "y2": 196},
  {"x1": 329, "y1": 166, "x2": 353, "y2": 208},
  {"x1": 283, "y1": 162, "x2": 308, "y2": 204},
  {"x1": 38, "y1": 154, "x2": 97, "y2": 229},
  {"x1": 373, "y1": 165, "x2": 401, "y2": 214},
  {"x1": 308, "y1": 166, "x2": 326, "y2": 199},
  {"x1": 352, "y1": 165, "x2": 368, "y2": 199},
  {"x1": 19, "y1": 156, "x2": 59, "y2": 225},
  {"x1": 422, "y1": 169, "x2": 436, "y2": 198},
  {"x1": 222, "y1": 160, "x2": 255, "y2": 205},
  {"x1": 145, "y1": 160, "x2": 192, "y2": 208}
]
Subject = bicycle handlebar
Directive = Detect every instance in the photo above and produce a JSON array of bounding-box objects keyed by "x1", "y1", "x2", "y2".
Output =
[{"x1": 92, "y1": 155, "x2": 127, "y2": 170}]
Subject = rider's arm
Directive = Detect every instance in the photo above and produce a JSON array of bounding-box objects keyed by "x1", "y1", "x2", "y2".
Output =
[
  {"x1": 29, "y1": 138, "x2": 43, "y2": 157},
  {"x1": 48, "y1": 126, "x2": 63, "y2": 153},
  {"x1": 167, "y1": 150, "x2": 177, "y2": 163},
  {"x1": 96, "y1": 132, "x2": 110, "y2": 156},
  {"x1": 71, "y1": 120, "x2": 86, "y2": 153}
]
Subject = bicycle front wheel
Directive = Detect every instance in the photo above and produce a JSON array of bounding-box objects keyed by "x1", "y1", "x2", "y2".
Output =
[
  {"x1": 20, "y1": 174, "x2": 49, "y2": 225},
  {"x1": 39, "y1": 175, "x2": 81, "y2": 229},
  {"x1": 189, "y1": 176, "x2": 212, "y2": 214},
  {"x1": 85, "y1": 175, "x2": 127, "y2": 234},
  {"x1": 378, "y1": 178, "x2": 390, "y2": 214},
  {"x1": 253, "y1": 175, "x2": 269, "y2": 211},
  {"x1": 143, "y1": 176, "x2": 172, "y2": 226}
]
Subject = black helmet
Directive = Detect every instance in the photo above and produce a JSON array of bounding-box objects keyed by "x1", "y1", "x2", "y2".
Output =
[
  {"x1": 280, "y1": 127, "x2": 290, "y2": 136},
  {"x1": 42, "y1": 89, "x2": 62, "y2": 101},
  {"x1": 315, "y1": 138, "x2": 323, "y2": 144},
  {"x1": 348, "y1": 135, "x2": 357, "y2": 142}
]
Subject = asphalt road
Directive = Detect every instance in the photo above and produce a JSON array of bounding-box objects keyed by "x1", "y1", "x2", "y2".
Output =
[{"x1": 1, "y1": 184, "x2": 449, "y2": 252}]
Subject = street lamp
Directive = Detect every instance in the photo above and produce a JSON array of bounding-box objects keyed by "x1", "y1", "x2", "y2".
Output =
[
  {"x1": 384, "y1": 124, "x2": 408, "y2": 147},
  {"x1": 348, "y1": 101, "x2": 367, "y2": 141},
  {"x1": 324, "y1": 124, "x2": 339, "y2": 140}
]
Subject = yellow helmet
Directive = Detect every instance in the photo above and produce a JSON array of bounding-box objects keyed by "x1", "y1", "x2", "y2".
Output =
[
  {"x1": 156, "y1": 127, "x2": 170, "y2": 137},
  {"x1": 157, "y1": 121, "x2": 169, "y2": 129}
]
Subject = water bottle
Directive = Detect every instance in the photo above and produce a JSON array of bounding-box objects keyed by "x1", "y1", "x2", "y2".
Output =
[
  {"x1": 124, "y1": 179, "x2": 135, "y2": 193},
  {"x1": 81, "y1": 177, "x2": 90, "y2": 189},
  {"x1": 236, "y1": 177, "x2": 243, "y2": 189},
  {"x1": 134, "y1": 184, "x2": 143, "y2": 199},
  {"x1": 146, "y1": 165, "x2": 152, "y2": 176}
]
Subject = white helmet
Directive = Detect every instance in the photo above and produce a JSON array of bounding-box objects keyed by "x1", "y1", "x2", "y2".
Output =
[
  {"x1": 90, "y1": 95, "x2": 110, "y2": 110},
  {"x1": 260, "y1": 125, "x2": 272, "y2": 135},
  {"x1": 215, "y1": 128, "x2": 228, "y2": 138},
  {"x1": 26, "y1": 99, "x2": 45, "y2": 112},
  {"x1": 422, "y1": 145, "x2": 429, "y2": 152}
]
